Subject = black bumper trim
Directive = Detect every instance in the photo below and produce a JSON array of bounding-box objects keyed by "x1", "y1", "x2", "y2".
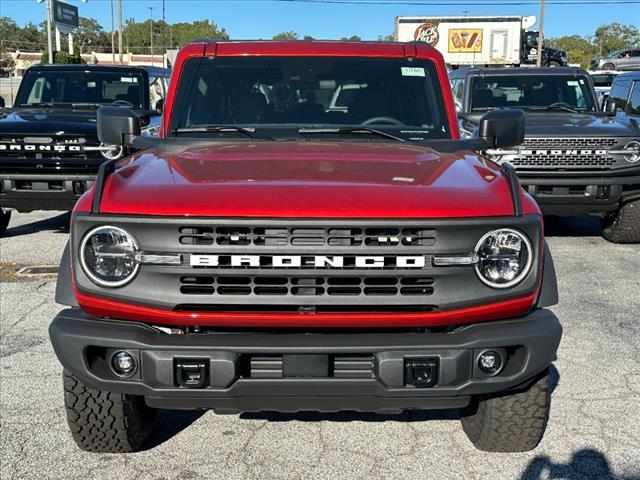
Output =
[{"x1": 49, "y1": 308, "x2": 561, "y2": 412}]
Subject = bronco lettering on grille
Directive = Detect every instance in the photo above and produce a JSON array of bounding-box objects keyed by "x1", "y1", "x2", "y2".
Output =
[{"x1": 189, "y1": 254, "x2": 428, "y2": 269}]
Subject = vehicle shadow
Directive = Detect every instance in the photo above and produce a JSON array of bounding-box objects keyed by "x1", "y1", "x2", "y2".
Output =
[
  {"x1": 543, "y1": 215, "x2": 603, "y2": 237},
  {"x1": 3, "y1": 211, "x2": 70, "y2": 238},
  {"x1": 140, "y1": 409, "x2": 206, "y2": 451},
  {"x1": 521, "y1": 448, "x2": 639, "y2": 480}
]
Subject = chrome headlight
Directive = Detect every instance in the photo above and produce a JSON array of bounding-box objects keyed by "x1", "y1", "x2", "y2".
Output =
[
  {"x1": 100, "y1": 144, "x2": 124, "y2": 160},
  {"x1": 474, "y1": 228, "x2": 533, "y2": 288},
  {"x1": 80, "y1": 226, "x2": 140, "y2": 287}
]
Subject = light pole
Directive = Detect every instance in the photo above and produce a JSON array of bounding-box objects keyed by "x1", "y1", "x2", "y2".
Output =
[
  {"x1": 148, "y1": 6, "x2": 154, "y2": 66},
  {"x1": 110, "y1": 0, "x2": 115, "y2": 63},
  {"x1": 536, "y1": 0, "x2": 546, "y2": 67},
  {"x1": 117, "y1": 0, "x2": 123, "y2": 64},
  {"x1": 36, "y1": 0, "x2": 54, "y2": 64}
]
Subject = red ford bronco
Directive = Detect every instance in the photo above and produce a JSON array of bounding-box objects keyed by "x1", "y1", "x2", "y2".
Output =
[{"x1": 49, "y1": 41, "x2": 561, "y2": 453}]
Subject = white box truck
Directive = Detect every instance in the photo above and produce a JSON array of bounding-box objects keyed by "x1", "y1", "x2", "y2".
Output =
[{"x1": 394, "y1": 15, "x2": 567, "y2": 68}]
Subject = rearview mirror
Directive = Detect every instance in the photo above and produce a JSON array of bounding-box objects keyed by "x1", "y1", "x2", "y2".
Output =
[
  {"x1": 604, "y1": 97, "x2": 617, "y2": 114},
  {"x1": 97, "y1": 106, "x2": 141, "y2": 147},
  {"x1": 478, "y1": 110, "x2": 525, "y2": 149}
]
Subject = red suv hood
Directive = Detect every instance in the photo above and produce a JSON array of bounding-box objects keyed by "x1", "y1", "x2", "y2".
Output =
[{"x1": 98, "y1": 141, "x2": 520, "y2": 218}]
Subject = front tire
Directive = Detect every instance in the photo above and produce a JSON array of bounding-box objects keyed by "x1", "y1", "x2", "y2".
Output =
[
  {"x1": 461, "y1": 368, "x2": 551, "y2": 452},
  {"x1": 601, "y1": 199, "x2": 640, "y2": 243},
  {"x1": 63, "y1": 370, "x2": 156, "y2": 453},
  {"x1": 601, "y1": 62, "x2": 615, "y2": 70},
  {"x1": 0, "y1": 208, "x2": 11, "y2": 236}
]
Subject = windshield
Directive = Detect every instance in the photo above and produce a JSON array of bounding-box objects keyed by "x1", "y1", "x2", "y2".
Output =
[
  {"x1": 169, "y1": 56, "x2": 452, "y2": 140},
  {"x1": 17, "y1": 70, "x2": 147, "y2": 108},
  {"x1": 470, "y1": 75, "x2": 596, "y2": 112},
  {"x1": 590, "y1": 73, "x2": 617, "y2": 87}
]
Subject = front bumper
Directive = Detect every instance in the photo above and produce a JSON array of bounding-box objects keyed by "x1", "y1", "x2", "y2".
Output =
[
  {"x1": 519, "y1": 172, "x2": 640, "y2": 216},
  {"x1": 0, "y1": 173, "x2": 95, "y2": 212},
  {"x1": 49, "y1": 308, "x2": 561, "y2": 412}
]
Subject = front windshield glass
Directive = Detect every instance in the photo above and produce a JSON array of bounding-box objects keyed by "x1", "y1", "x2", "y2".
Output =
[
  {"x1": 17, "y1": 70, "x2": 146, "y2": 108},
  {"x1": 170, "y1": 56, "x2": 451, "y2": 140},
  {"x1": 470, "y1": 75, "x2": 596, "y2": 112}
]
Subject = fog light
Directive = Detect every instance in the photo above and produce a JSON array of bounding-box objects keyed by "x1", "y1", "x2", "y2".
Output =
[
  {"x1": 111, "y1": 351, "x2": 137, "y2": 377},
  {"x1": 478, "y1": 350, "x2": 503, "y2": 375}
]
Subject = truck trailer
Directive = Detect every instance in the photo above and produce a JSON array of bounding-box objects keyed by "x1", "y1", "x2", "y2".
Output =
[{"x1": 394, "y1": 15, "x2": 567, "y2": 69}]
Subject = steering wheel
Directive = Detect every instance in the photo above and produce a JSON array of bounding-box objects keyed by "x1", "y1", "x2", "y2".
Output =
[
  {"x1": 361, "y1": 116, "x2": 404, "y2": 126},
  {"x1": 110, "y1": 99, "x2": 134, "y2": 107},
  {"x1": 548, "y1": 102, "x2": 572, "y2": 108}
]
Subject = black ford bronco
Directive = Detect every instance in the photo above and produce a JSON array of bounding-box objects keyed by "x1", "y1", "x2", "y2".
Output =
[
  {"x1": 0, "y1": 64, "x2": 170, "y2": 235},
  {"x1": 450, "y1": 67, "x2": 640, "y2": 243}
]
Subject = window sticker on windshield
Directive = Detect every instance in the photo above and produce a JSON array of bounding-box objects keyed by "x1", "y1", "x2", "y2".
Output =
[
  {"x1": 120, "y1": 77, "x2": 138, "y2": 83},
  {"x1": 401, "y1": 67, "x2": 425, "y2": 77},
  {"x1": 567, "y1": 80, "x2": 580, "y2": 86}
]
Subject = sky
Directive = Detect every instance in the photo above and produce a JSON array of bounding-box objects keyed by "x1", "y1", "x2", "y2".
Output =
[{"x1": 1, "y1": 0, "x2": 639, "y2": 41}]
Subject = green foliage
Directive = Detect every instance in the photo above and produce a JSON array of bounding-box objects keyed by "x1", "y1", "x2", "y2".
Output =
[
  {"x1": 41, "y1": 49, "x2": 86, "y2": 64},
  {"x1": 272, "y1": 31, "x2": 299, "y2": 41},
  {"x1": 0, "y1": 42, "x2": 15, "y2": 73},
  {"x1": 547, "y1": 22, "x2": 639, "y2": 68},
  {"x1": 340, "y1": 35, "x2": 362, "y2": 41},
  {"x1": 377, "y1": 34, "x2": 395, "y2": 42},
  {"x1": 123, "y1": 18, "x2": 228, "y2": 53}
]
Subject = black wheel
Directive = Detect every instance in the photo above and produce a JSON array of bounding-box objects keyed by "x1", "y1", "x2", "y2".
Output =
[
  {"x1": 0, "y1": 208, "x2": 11, "y2": 236},
  {"x1": 601, "y1": 62, "x2": 615, "y2": 70},
  {"x1": 601, "y1": 199, "x2": 640, "y2": 243},
  {"x1": 461, "y1": 368, "x2": 551, "y2": 452},
  {"x1": 545, "y1": 60, "x2": 562, "y2": 67},
  {"x1": 63, "y1": 370, "x2": 156, "y2": 453}
]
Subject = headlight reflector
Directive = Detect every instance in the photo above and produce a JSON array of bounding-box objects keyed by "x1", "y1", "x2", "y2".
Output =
[
  {"x1": 474, "y1": 228, "x2": 533, "y2": 288},
  {"x1": 80, "y1": 226, "x2": 139, "y2": 287}
]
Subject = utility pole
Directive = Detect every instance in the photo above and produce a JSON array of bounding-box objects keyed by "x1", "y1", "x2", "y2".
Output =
[
  {"x1": 162, "y1": 0, "x2": 165, "y2": 67},
  {"x1": 148, "y1": 6, "x2": 154, "y2": 66},
  {"x1": 110, "y1": 0, "x2": 115, "y2": 63},
  {"x1": 46, "y1": 0, "x2": 54, "y2": 64},
  {"x1": 536, "y1": 0, "x2": 546, "y2": 67},
  {"x1": 117, "y1": 0, "x2": 123, "y2": 64}
]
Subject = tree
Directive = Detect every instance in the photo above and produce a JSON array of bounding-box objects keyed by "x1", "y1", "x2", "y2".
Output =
[
  {"x1": 272, "y1": 31, "x2": 299, "y2": 41},
  {"x1": 593, "y1": 23, "x2": 640, "y2": 56},
  {"x1": 74, "y1": 17, "x2": 110, "y2": 54},
  {"x1": 41, "y1": 49, "x2": 85, "y2": 64},
  {"x1": 0, "y1": 42, "x2": 15, "y2": 75},
  {"x1": 377, "y1": 33, "x2": 395, "y2": 42},
  {"x1": 546, "y1": 35, "x2": 596, "y2": 68},
  {"x1": 303, "y1": 35, "x2": 315, "y2": 41},
  {"x1": 340, "y1": 35, "x2": 362, "y2": 41}
]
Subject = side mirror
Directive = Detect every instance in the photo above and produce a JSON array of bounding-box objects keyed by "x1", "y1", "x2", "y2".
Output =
[
  {"x1": 604, "y1": 97, "x2": 617, "y2": 114},
  {"x1": 97, "y1": 106, "x2": 141, "y2": 147},
  {"x1": 0, "y1": 96, "x2": 5, "y2": 108},
  {"x1": 155, "y1": 98, "x2": 164, "y2": 114},
  {"x1": 478, "y1": 109, "x2": 525, "y2": 149}
]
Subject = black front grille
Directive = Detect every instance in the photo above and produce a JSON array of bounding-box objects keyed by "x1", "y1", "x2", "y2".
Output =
[
  {"x1": 510, "y1": 137, "x2": 618, "y2": 170},
  {"x1": 179, "y1": 225, "x2": 437, "y2": 248},
  {"x1": 180, "y1": 275, "x2": 435, "y2": 297},
  {"x1": 244, "y1": 354, "x2": 375, "y2": 379}
]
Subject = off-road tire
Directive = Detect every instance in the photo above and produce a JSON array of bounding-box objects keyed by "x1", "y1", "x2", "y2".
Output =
[
  {"x1": 461, "y1": 368, "x2": 551, "y2": 452},
  {"x1": 601, "y1": 199, "x2": 640, "y2": 243},
  {"x1": 602, "y1": 62, "x2": 615, "y2": 70},
  {"x1": 63, "y1": 370, "x2": 156, "y2": 453},
  {"x1": 0, "y1": 208, "x2": 11, "y2": 236}
]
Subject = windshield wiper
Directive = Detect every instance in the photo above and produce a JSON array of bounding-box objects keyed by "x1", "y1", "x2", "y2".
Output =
[
  {"x1": 18, "y1": 102, "x2": 55, "y2": 108},
  {"x1": 529, "y1": 105, "x2": 580, "y2": 114},
  {"x1": 298, "y1": 127, "x2": 406, "y2": 142},
  {"x1": 172, "y1": 125, "x2": 268, "y2": 140}
]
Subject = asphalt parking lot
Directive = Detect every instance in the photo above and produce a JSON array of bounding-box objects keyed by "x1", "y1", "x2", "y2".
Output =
[{"x1": 1, "y1": 211, "x2": 639, "y2": 480}]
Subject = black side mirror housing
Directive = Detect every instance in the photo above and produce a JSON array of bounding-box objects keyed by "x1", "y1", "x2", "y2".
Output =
[
  {"x1": 478, "y1": 109, "x2": 525, "y2": 149},
  {"x1": 97, "y1": 106, "x2": 142, "y2": 146},
  {"x1": 604, "y1": 97, "x2": 617, "y2": 114}
]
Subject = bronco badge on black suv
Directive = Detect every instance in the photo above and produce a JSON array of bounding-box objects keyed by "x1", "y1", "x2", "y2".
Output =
[
  {"x1": 0, "y1": 64, "x2": 170, "y2": 235},
  {"x1": 50, "y1": 40, "x2": 561, "y2": 453}
]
